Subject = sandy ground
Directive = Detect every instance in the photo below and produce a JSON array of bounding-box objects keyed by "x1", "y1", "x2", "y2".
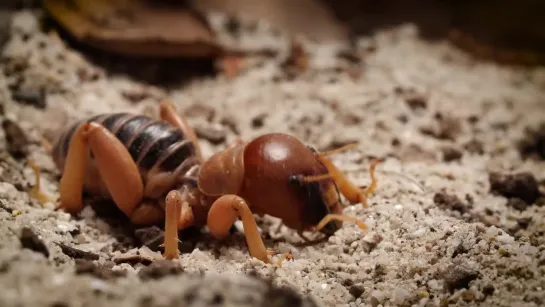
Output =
[{"x1": 1, "y1": 9, "x2": 545, "y2": 307}]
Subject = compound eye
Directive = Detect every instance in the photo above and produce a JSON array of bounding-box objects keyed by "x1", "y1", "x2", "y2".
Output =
[
  {"x1": 306, "y1": 145, "x2": 317, "y2": 153},
  {"x1": 289, "y1": 175, "x2": 302, "y2": 186}
]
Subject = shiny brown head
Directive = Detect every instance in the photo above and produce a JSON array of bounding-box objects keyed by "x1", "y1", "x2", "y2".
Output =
[{"x1": 238, "y1": 133, "x2": 344, "y2": 235}]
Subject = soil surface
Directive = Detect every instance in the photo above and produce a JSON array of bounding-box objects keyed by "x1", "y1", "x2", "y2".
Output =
[{"x1": 1, "y1": 9, "x2": 545, "y2": 307}]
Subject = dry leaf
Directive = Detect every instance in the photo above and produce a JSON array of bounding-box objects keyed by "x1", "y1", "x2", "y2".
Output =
[
  {"x1": 43, "y1": 0, "x2": 222, "y2": 57},
  {"x1": 190, "y1": 0, "x2": 350, "y2": 42}
]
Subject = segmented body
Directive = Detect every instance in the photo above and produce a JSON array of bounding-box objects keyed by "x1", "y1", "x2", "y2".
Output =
[{"x1": 52, "y1": 113, "x2": 201, "y2": 201}]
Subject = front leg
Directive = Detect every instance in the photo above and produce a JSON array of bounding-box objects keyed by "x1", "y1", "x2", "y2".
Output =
[
  {"x1": 163, "y1": 189, "x2": 196, "y2": 260},
  {"x1": 207, "y1": 195, "x2": 271, "y2": 264},
  {"x1": 58, "y1": 122, "x2": 145, "y2": 218},
  {"x1": 317, "y1": 153, "x2": 380, "y2": 208}
]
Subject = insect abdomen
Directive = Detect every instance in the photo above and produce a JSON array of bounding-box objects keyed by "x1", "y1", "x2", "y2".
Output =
[{"x1": 53, "y1": 113, "x2": 199, "y2": 175}]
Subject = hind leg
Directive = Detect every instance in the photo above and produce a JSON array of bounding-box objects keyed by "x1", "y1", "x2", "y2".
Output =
[
  {"x1": 159, "y1": 100, "x2": 203, "y2": 162},
  {"x1": 57, "y1": 122, "x2": 154, "y2": 221}
]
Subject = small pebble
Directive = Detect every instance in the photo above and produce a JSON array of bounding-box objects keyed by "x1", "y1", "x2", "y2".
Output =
[
  {"x1": 19, "y1": 226, "x2": 49, "y2": 258},
  {"x1": 138, "y1": 260, "x2": 184, "y2": 281},
  {"x1": 57, "y1": 243, "x2": 100, "y2": 260}
]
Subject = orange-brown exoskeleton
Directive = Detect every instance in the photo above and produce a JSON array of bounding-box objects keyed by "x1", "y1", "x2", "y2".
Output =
[{"x1": 40, "y1": 100, "x2": 379, "y2": 263}]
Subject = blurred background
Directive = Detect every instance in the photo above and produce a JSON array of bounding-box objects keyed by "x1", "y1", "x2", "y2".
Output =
[{"x1": 1, "y1": 0, "x2": 544, "y2": 66}]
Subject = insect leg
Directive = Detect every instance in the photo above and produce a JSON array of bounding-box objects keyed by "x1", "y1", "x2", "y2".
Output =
[
  {"x1": 65, "y1": 122, "x2": 145, "y2": 218},
  {"x1": 159, "y1": 100, "x2": 203, "y2": 161},
  {"x1": 27, "y1": 161, "x2": 56, "y2": 206},
  {"x1": 314, "y1": 214, "x2": 367, "y2": 232},
  {"x1": 163, "y1": 190, "x2": 195, "y2": 260},
  {"x1": 207, "y1": 194, "x2": 271, "y2": 263},
  {"x1": 57, "y1": 123, "x2": 89, "y2": 213},
  {"x1": 317, "y1": 154, "x2": 380, "y2": 208}
]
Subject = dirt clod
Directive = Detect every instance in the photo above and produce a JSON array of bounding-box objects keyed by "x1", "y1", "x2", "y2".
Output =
[
  {"x1": 518, "y1": 122, "x2": 545, "y2": 160},
  {"x1": 2, "y1": 119, "x2": 29, "y2": 159},
  {"x1": 483, "y1": 284, "x2": 495, "y2": 296},
  {"x1": 506, "y1": 197, "x2": 529, "y2": 211},
  {"x1": 57, "y1": 243, "x2": 100, "y2": 260},
  {"x1": 434, "y1": 191, "x2": 469, "y2": 214},
  {"x1": 19, "y1": 227, "x2": 49, "y2": 258},
  {"x1": 489, "y1": 172, "x2": 541, "y2": 205},
  {"x1": 75, "y1": 259, "x2": 126, "y2": 280},
  {"x1": 441, "y1": 264, "x2": 479, "y2": 292},
  {"x1": 348, "y1": 284, "x2": 365, "y2": 298},
  {"x1": 420, "y1": 114, "x2": 462, "y2": 141},
  {"x1": 464, "y1": 139, "x2": 485, "y2": 155},
  {"x1": 12, "y1": 87, "x2": 46, "y2": 109},
  {"x1": 138, "y1": 260, "x2": 184, "y2": 281},
  {"x1": 516, "y1": 216, "x2": 532, "y2": 229},
  {"x1": 441, "y1": 146, "x2": 463, "y2": 162},
  {"x1": 263, "y1": 285, "x2": 316, "y2": 307},
  {"x1": 405, "y1": 94, "x2": 428, "y2": 110}
]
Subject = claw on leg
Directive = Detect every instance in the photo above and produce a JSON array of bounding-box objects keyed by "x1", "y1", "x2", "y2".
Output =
[
  {"x1": 317, "y1": 148, "x2": 381, "y2": 207},
  {"x1": 207, "y1": 195, "x2": 270, "y2": 264},
  {"x1": 314, "y1": 214, "x2": 367, "y2": 232},
  {"x1": 162, "y1": 190, "x2": 195, "y2": 260},
  {"x1": 27, "y1": 161, "x2": 56, "y2": 206},
  {"x1": 164, "y1": 190, "x2": 182, "y2": 260}
]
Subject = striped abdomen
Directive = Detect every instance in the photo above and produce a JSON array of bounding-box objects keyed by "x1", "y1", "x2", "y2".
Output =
[{"x1": 52, "y1": 113, "x2": 200, "y2": 198}]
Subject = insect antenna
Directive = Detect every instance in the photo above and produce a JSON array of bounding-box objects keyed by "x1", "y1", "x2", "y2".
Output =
[
  {"x1": 317, "y1": 142, "x2": 358, "y2": 157},
  {"x1": 300, "y1": 173, "x2": 333, "y2": 183}
]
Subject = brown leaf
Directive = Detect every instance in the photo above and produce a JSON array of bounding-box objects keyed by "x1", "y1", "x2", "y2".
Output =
[
  {"x1": 191, "y1": 0, "x2": 350, "y2": 42},
  {"x1": 43, "y1": 0, "x2": 222, "y2": 57}
]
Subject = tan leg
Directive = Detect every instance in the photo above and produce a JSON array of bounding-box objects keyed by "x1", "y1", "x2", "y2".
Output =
[
  {"x1": 317, "y1": 153, "x2": 380, "y2": 208},
  {"x1": 58, "y1": 122, "x2": 145, "y2": 218},
  {"x1": 207, "y1": 195, "x2": 271, "y2": 264},
  {"x1": 27, "y1": 161, "x2": 56, "y2": 206},
  {"x1": 159, "y1": 100, "x2": 203, "y2": 162},
  {"x1": 313, "y1": 214, "x2": 368, "y2": 232},
  {"x1": 58, "y1": 123, "x2": 88, "y2": 213},
  {"x1": 163, "y1": 190, "x2": 196, "y2": 260}
]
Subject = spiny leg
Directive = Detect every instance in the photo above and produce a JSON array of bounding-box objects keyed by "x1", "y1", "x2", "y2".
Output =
[
  {"x1": 57, "y1": 123, "x2": 88, "y2": 213},
  {"x1": 59, "y1": 122, "x2": 145, "y2": 219},
  {"x1": 27, "y1": 161, "x2": 56, "y2": 206},
  {"x1": 314, "y1": 214, "x2": 368, "y2": 232},
  {"x1": 163, "y1": 189, "x2": 196, "y2": 260},
  {"x1": 207, "y1": 195, "x2": 271, "y2": 264},
  {"x1": 159, "y1": 99, "x2": 203, "y2": 162},
  {"x1": 164, "y1": 190, "x2": 182, "y2": 260},
  {"x1": 317, "y1": 150, "x2": 381, "y2": 207}
]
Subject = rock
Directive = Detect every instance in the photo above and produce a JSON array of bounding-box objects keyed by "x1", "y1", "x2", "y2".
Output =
[
  {"x1": 489, "y1": 172, "x2": 541, "y2": 205},
  {"x1": 433, "y1": 191, "x2": 469, "y2": 214},
  {"x1": 19, "y1": 227, "x2": 49, "y2": 258},
  {"x1": 74, "y1": 259, "x2": 126, "y2": 280},
  {"x1": 56, "y1": 242, "x2": 100, "y2": 260},
  {"x1": 441, "y1": 264, "x2": 479, "y2": 292},
  {"x1": 137, "y1": 260, "x2": 184, "y2": 281},
  {"x1": 348, "y1": 284, "x2": 364, "y2": 299}
]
